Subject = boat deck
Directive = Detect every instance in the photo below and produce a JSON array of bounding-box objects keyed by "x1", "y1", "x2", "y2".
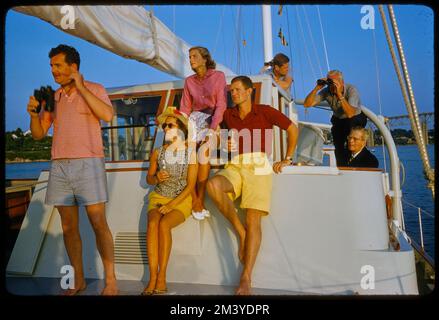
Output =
[{"x1": 6, "y1": 277, "x2": 317, "y2": 296}]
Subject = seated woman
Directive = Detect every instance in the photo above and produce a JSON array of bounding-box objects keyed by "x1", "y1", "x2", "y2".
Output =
[
  {"x1": 180, "y1": 46, "x2": 227, "y2": 220},
  {"x1": 141, "y1": 107, "x2": 197, "y2": 295}
]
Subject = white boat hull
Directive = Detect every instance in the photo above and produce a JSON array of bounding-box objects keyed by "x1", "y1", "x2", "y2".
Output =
[{"x1": 6, "y1": 163, "x2": 418, "y2": 295}]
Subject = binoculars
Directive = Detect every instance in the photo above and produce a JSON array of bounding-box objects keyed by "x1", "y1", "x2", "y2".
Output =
[
  {"x1": 33, "y1": 85, "x2": 55, "y2": 113},
  {"x1": 317, "y1": 78, "x2": 335, "y2": 86}
]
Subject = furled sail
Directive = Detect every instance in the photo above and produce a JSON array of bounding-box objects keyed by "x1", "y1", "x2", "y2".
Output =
[{"x1": 13, "y1": 5, "x2": 235, "y2": 79}]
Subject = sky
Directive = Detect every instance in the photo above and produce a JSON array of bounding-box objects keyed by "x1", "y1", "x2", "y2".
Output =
[{"x1": 4, "y1": 4, "x2": 434, "y2": 132}]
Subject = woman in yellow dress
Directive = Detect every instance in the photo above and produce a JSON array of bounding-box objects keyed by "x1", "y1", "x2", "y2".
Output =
[{"x1": 141, "y1": 107, "x2": 197, "y2": 295}]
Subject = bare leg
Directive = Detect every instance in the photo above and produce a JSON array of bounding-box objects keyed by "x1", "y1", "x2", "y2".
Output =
[
  {"x1": 193, "y1": 142, "x2": 211, "y2": 213},
  {"x1": 57, "y1": 205, "x2": 87, "y2": 295},
  {"x1": 143, "y1": 209, "x2": 161, "y2": 294},
  {"x1": 206, "y1": 176, "x2": 246, "y2": 263},
  {"x1": 236, "y1": 209, "x2": 264, "y2": 295},
  {"x1": 156, "y1": 210, "x2": 185, "y2": 291},
  {"x1": 193, "y1": 162, "x2": 211, "y2": 212},
  {"x1": 85, "y1": 203, "x2": 118, "y2": 295}
]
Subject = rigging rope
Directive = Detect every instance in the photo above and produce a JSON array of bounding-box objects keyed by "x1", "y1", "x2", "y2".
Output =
[
  {"x1": 295, "y1": 6, "x2": 317, "y2": 80},
  {"x1": 249, "y1": 5, "x2": 256, "y2": 74},
  {"x1": 285, "y1": 6, "x2": 296, "y2": 99},
  {"x1": 379, "y1": 5, "x2": 434, "y2": 198},
  {"x1": 316, "y1": 5, "x2": 330, "y2": 72},
  {"x1": 302, "y1": 6, "x2": 323, "y2": 76},
  {"x1": 213, "y1": 6, "x2": 225, "y2": 57},
  {"x1": 172, "y1": 5, "x2": 175, "y2": 34}
]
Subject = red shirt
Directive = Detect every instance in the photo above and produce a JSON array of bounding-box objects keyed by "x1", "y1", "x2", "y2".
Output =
[{"x1": 221, "y1": 104, "x2": 292, "y2": 155}]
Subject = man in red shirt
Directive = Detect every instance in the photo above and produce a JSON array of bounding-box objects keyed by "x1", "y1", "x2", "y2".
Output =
[{"x1": 206, "y1": 76, "x2": 298, "y2": 295}]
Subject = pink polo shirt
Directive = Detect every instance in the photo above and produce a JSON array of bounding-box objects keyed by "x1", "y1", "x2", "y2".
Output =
[
  {"x1": 180, "y1": 69, "x2": 227, "y2": 129},
  {"x1": 39, "y1": 81, "x2": 112, "y2": 160}
]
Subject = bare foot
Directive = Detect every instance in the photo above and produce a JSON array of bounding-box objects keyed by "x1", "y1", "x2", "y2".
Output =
[
  {"x1": 101, "y1": 280, "x2": 119, "y2": 296},
  {"x1": 154, "y1": 278, "x2": 168, "y2": 293},
  {"x1": 61, "y1": 280, "x2": 87, "y2": 296},
  {"x1": 192, "y1": 197, "x2": 205, "y2": 213},
  {"x1": 142, "y1": 277, "x2": 157, "y2": 295},
  {"x1": 235, "y1": 277, "x2": 252, "y2": 295}
]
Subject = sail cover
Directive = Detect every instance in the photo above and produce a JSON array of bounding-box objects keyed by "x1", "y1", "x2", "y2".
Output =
[{"x1": 13, "y1": 5, "x2": 235, "y2": 79}]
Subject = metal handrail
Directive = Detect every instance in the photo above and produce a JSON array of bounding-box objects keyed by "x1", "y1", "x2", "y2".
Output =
[
  {"x1": 294, "y1": 99, "x2": 404, "y2": 228},
  {"x1": 6, "y1": 180, "x2": 48, "y2": 192},
  {"x1": 402, "y1": 199, "x2": 434, "y2": 219}
]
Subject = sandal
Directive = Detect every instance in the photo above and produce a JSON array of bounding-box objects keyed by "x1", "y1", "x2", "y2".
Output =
[
  {"x1": 153, "y1": 288, "x2": 168, "y2": 294},
  {"x1": 140, "y1": 288, "x2": 154, "y2": 295},
  {"x1": 192, "y1": 209, "x2": 210, "y2": 220}
]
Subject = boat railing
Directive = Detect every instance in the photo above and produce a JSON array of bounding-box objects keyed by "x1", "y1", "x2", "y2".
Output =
[
  {"x1": 293, "y1": 99, "x2": 404, "y2": 229},
  {"x1": 5, "y1": 180, "x2": 48, "y2": 193},
  {"x1": 401, "y1": 198, "x2": 435, "y2": 268}
]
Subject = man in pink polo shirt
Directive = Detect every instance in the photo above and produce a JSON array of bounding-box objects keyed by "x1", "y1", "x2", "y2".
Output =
[{"x1": 26, "y1": 44, "x2": 118, "y2": 295}]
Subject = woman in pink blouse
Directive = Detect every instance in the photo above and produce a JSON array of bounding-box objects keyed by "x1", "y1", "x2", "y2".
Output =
[{"x1": 180, "y1": 46, "x2": 227, "y2": 220}]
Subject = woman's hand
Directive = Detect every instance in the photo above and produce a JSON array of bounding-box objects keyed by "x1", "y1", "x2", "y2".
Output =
[
  {"x1": 158, "y1": 204, "x2": 172, "y2": 214},
  {"x1": 156, "y1": 170, "x2": 170, "y2": 183}
]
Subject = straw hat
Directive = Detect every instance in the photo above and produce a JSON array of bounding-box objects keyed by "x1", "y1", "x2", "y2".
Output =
[{"x1": 156, "y1": 106, "x2": 188, "y2": 128}]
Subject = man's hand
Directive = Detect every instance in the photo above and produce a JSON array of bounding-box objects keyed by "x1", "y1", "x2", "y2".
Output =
[
  {"x1": 331, "y1": 78, "x2": 344, "y2": 98},
  {"x1": 316, "y1": 78, "x2": 328, "y2": 90},
  {"x1": 69, "y1": 71, "x2": 86, "y2": 92},
  {"x1": 156, "y1": 170, "x2": 170, "y2": 183},
  {"x1": 272, "y1": 159, "x2": 292, "y2": 174},
  {"x1": 27, "y1": 96, "x2": 40, "y2": 117}
]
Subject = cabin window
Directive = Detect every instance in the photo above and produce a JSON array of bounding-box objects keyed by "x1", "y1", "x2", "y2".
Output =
[
  {"x1": 169, "y1": 89, "x2": 183, "y2": 110},
  {"x1": 102, "y1": 93, "x2": 166, "y2": 161}
]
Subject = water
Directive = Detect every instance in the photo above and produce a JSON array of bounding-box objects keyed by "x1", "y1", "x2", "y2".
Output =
[
  {"x1": 5, "y1": 161, "x2": 51, "y2": 180},
  {"x1": 373, "y1": 144, "x2": 435, "y2": 258},
  {"x1": 5, "y1": 145, "x2": 435, "y2": 257}
]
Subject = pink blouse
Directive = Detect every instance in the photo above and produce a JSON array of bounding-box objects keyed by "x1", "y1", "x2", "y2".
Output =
[{"x1": 180, "y1": 69, "x2": 227, "y2": 129}]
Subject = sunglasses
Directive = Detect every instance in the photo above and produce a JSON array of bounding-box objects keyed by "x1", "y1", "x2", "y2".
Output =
[{"x1": 162, "y1": 123, "x2": 178, "y2": 130}]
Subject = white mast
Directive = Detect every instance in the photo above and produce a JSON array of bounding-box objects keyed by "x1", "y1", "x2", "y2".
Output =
[{"x1": 262, "y1": 5, "x2": 273, "y2": 63}]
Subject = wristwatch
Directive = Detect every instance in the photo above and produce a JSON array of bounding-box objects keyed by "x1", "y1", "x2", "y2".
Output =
[{"x1": 284, "y1": 156, "x2": 293, "y2": 164}]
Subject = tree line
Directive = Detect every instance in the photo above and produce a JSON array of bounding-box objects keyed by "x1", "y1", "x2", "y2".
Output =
[{"x1": 5, "y1": 128, "x2": 52, "y2": 161}]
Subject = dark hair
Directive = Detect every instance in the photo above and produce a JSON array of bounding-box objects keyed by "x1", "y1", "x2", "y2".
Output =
[
  {"x1": 176, "y1": 118, "x2": 188, "y2": 140},
  {"x1": 272, "y1": 53, "x2": 290, "y2": 66},
  {"x1": 49, "y1": 44, "x2": 81, "y2": 70},
  {"x1": 268, "y1": 53, "x2": 290, "y2": 67},
  {"x1": 231, "y1": 76, "x2": 253, "y2": 90},
  {"x1": 189, "y1": 46, "x2": 216, "y2": 69}
]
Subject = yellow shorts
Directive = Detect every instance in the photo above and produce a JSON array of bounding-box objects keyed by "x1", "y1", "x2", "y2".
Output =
[
  {"x1": 216, "y1": 153, "x2": 273, "y2": 214},
  {"x1": 147, "y1": 191, "x2": 192, "y2": 220}
]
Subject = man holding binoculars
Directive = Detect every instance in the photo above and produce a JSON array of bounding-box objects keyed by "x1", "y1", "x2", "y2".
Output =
[
  {"x1": 304, "y1": 70, "x2": 367, "y2": 165},
  {"x1": 26, "y1": 44, "x2": 118, "y2": 295}
]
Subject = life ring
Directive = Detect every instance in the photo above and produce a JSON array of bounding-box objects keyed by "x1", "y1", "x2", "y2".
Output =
[{"x1": 385, "y1": 194, "x2": 392, "y2": 220}]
